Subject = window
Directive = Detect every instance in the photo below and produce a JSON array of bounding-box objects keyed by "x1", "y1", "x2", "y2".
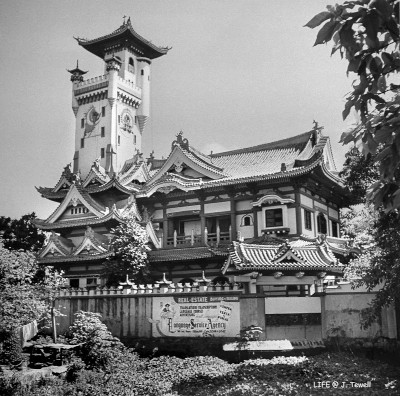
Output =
[
  {"x1": 101, "y1": 148, "x2": 105, "y2": 158},
  {"x1": 141, "y1": 70, "x2": 144, "y2": 75},
  {"x1": 134, "y1": 116, "x2": 137, "y2": 124},
  {"x1": 179, "y1": 278, "x2": 195, "y2": 286},
  {"x1": 241, "y1": 215, "x2": 253, "y2": 226},
  {"x1": 265, "y1": 208, "x2": 283, "y2": 227},
  {"x1": 118, "y1": 135, "x2": 121, "y2": 145},
  {"x1": 69, "y1": 279, "x2": 79, "y2": 288},
  {"x1": 81, "y1": 118, "x2": 84, "y2": 128},
  {"x1": 128, "y1": 57, "x2": 134, "y2": 73},
  {"x1": 101, "y1": 127, "x2": 105, "y2": 137},
  {"x1": 134, "y1": 135, "x2": 137, "y2": 144},
  {"x1": 102, "y1": 106, "x2": 105, "y2": 117},
  {"x1": 304, "y1": 209, "x2": 312, "y2": 230},
  {"x1": 317, "y1": 213, "x2": 327, "y2": 234},
  {"x1": 260, "y1": 284, "x2": 309, "y2": 297},
  {"x1": 118, "y1": 115, "x2": 121, "y2": 124},
  {"x1": 86, "y1": 278, "x2": 97, "y2": 288},
  {"x1": 331, "y1": 221, "x2": 338, "y2": 237},
  {"x1": 80, "y1": 138, "x2": 84, "y2": 148}
]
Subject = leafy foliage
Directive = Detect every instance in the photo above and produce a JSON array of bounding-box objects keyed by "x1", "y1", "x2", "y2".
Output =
[
  {"x1": 1, "y1": 353, "x2": 399, "y2": 395},
  {"x1": 102, "y1": 216, "x2": 149, "y2": 286},
  {"x1": 66, "y1": 311, "x2": 125, "y2": 369},
  {"x1": 340, "y1": 147, "x2": 400, "y2": 327},
  {"x1": 306, "y1": 0, "x2": 400, "y2": 211},
  {"x1": 0, "y1": 212, "x2": 45, "y2": 252},
  {"x1": 0, "y1": 247, "x2": 64, "y2": 332}
]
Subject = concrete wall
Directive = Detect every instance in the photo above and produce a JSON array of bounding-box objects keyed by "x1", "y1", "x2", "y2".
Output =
[
  {"x1": 322, "y1": 283, "x2": 397, "y2": 339},
  {"x1": 266, "y1": 325, "x2": 321, "y2": 341},
  {"x1": 55, "y1": 284, "x2": 397, "y2": 343}
]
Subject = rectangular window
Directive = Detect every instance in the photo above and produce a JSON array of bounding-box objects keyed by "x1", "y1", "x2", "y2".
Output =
[
  {"x1": 134, "y1": 116, "x2": 137, "y2": 124},
  {"x1": 134, "y1": 135, "x2": 137, "y2": 144},
  {"x1": 304, "y1": 209, "x2": 312, "y2": 230},
  {"x1": 101, "y1": 148, "x2": 105, "y2": 158},
  {"x1": 80, "y1": 138, "x2": 84, "y2": 148},
  {"x1": 118, "y1": 135, "x2": 121, "y2": 145},
  {"x1": 118, "y1": 115, "x2": 121, "y2": 124},
  {"x1": 260, "y1": 284, "x2": 309, "y2": 297},
  {"x1": 69, "y1": 279, "x2": 79, "y2": 288},
  {"x1": 317, "y1": 213, "x2": 327, "y2": 234},
  {"x1": 141, "y1": 70, "x2": 144, "y2": 75},
  {"x1": 265, "y1": 208, "x2": 283, "y2": 228},
  {"x1": 86, "y1": 278, "x2": 97, "y2": 286},
  {"x1": 332, "y1": 221, "x2": 338, "y2": 237},
  {"x1": 81, "y1": 118, "x2": 84, "y2": 128},
  {"x1": 101, "y1": 127, "x2": 105, "y2": 137},
  {"x1": 102, "y1": 106, "x2": 105, "y2": 117}
]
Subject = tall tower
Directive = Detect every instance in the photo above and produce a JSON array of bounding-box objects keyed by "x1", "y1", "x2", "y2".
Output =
[{"x1": 69, "y1": 18, "x2": 169, "y2": 178}]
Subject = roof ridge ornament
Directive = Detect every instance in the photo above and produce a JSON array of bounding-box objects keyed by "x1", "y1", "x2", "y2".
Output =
[{"x1": 172, "y1": 131, "x2": 189, "y2": 151}]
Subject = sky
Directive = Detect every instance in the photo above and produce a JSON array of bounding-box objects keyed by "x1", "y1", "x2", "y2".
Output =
[{"x1": 0, "y1": 0, "x2": 355, "y2": 220}]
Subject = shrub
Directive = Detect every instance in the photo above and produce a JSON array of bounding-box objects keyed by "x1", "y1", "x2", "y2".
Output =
[{"x1": 66, "y1": 311, "x2": 125, "y2": 369}]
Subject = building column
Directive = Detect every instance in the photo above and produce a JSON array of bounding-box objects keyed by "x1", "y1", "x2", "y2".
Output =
[
  {"x1": 229, "y1": 193, "x2": 237, "y2": 240},
  {"x1": 200, "y1": 198, "x2": 206, "y2": 244},
  {"x1": 295, "y1": 190, "x2": 302, "y2": 236},
  {"x1": 162, "y1": 205, "x2": 168, "y2": 248}
]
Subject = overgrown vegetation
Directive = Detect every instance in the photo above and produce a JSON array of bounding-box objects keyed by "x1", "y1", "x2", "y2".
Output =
[
  {"x1": 339, "y1": 147, "x2": 400, "y2": 327},
  {"x1": 0, "y1": 213, "x2": 45, "y2": 252},
  {"x1": 0, "y1": 247, "x2": 64, "y2": 365},
  {"x1": 1, "y1": 352, "x2": 399, "y2": 395}
]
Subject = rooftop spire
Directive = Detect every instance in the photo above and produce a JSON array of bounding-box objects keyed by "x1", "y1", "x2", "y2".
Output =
[{"x1": 67, "y1": 60, "x2": 88, "y2": 82}]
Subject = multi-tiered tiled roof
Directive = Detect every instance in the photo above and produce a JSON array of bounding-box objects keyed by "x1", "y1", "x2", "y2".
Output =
[
  {"x1": 36, "y1": 125, "x2": 348, "y2": 271},
  {"x1": 75, "y1": 18, "x2": 170, "y2": 60},
  {"x1": 223, "y1": 235, "x2": 346, "y2": 274}
]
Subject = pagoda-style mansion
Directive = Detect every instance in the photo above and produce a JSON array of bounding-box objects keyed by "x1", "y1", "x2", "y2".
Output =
[{"x1": 36, "y1": 19, "x2": 351, "y2": 295}]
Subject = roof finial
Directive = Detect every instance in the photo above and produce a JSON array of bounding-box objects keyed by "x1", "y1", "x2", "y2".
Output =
[{"x1": 123, "y1": 15, "x2": 127, "y2": 25}]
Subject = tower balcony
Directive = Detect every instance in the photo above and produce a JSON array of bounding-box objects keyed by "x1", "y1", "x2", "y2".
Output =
[
  {"x1": 162, "y1": 226, "x2": 232, "y2": 249},
  {"x1": 73, "y1": 74, "x2": 142, "y2": 99},
  {"x1": 74, "y1": 74, "x2": 110, "y2": 96},
  {"x1": 117, "y1": 76, "x2": 142, "y2": 99}
]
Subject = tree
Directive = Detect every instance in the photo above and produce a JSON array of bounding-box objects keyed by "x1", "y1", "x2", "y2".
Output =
[
  {"x1": 0, "y1": 247, "x2": 64, "y2": 363},
  {"x1": 306, "y1": 0, "x2": 400, "y2": 211},
  {"x1": 102, "y1": 216, "x2": 150, "y2": 286},
  {"x1": 0, "y1": 212, "x2": 45, "y2": 252},
  {"x1": 340, "y1": 147, "x2": 400, "y2": 327}
]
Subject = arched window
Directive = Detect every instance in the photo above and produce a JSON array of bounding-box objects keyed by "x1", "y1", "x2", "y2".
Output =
[
  {"x1": 317, "y1": 213, "x2": 327, "y2": 234},
  {"x1": 240, "y1": 215, "x2": 253, "y2": 227},
  {"x1": 128, "y1": 57, "x2": 134, "y2": 73}
]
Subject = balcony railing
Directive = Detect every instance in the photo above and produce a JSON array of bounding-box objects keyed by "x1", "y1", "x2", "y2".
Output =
[{"x1": 163, "y1": 226, "x2": 231, "y2": 249}]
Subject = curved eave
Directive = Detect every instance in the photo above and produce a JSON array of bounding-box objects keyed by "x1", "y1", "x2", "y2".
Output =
[
  {"x1": 146, "y1": 145, "x2": 226, "y2": 187},
  {"x1": 35, "y1": 211, "x2": 124, "y2": 231},
  {"x1": 38, "y1": 251, "x2": 112, "y2": 264},
  {"x1": 36, "y1": 187, "x2": 68, "y2": 202},
  {"x1": 86, "y1": 179, "x2": 141, "y2": 195},
  {"x1": 228, "y1": 263, "x2": 344, "y2": 273},
  {"x1": 76, "y1": 24, "x2": 169, "y2": 60},
  {"x1": 139, "y1": 158, "x2": 325, "y2": 197}
]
